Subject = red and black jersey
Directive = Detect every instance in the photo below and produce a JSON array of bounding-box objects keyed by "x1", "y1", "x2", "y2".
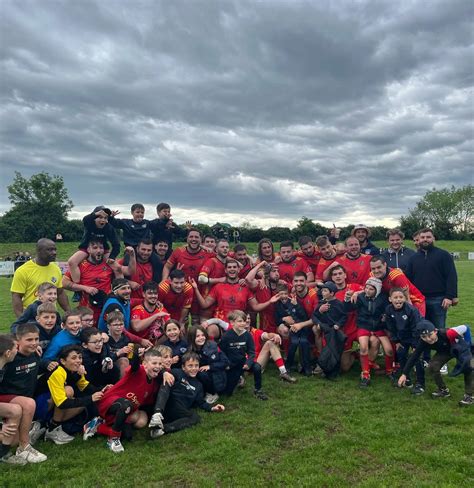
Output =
[
  {"x1": 209, "y1": 282, "x2": 254, "y2": 321},
  {"x1": 255, "y1": 285, "x2": 279, "y2": 333},
  {"x1": 335, "y1": 283, "x2": 363, "y2": 336},
  {"x1": 158, "y1": 280, "x2": 193, "y2": 321},
  {"x1": 337, "y1": 254, "x2": 371, "y2": 286},
  {"x1": 131, "y1": 303, "x2": 170, "y2": 340},
  {"x1": 277, "y1": 256, "x2": 312, "y2": 286},
  {"x1": 118, "y1": 259, "x2": 153, "y2": 299},
  {"x1": 316, "y1": 255, "x2": 339, "y2": 281},
  {"x1": 296, "y1": 287, "x2": 318, "y2": 318},
  {"x1": 378, "y1": 268, "x2": 425, "y2": 305},
  {"x1": 167, "y1": 247, "x2": 210, "y2": 282},
  {"x1": 296, "y1": 250, "x2": 321, "y2": 275}
]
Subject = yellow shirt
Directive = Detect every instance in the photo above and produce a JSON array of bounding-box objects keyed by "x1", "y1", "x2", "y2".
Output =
[
  {"x1": 10, "y1": 260, "x2": 63, "y2": 307},
  {"x1": 47, "y1": 365, "x2": 89, "y2": 407}
]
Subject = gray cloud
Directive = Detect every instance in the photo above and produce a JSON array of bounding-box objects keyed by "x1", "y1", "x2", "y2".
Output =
[{"x1": 1, "y1": 0, "x2": 472, "y2": 228}]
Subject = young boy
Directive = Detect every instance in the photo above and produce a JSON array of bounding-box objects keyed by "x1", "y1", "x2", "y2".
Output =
[
  {"x1": 85, "y1": 348, "x2": 171, "y2": 453},
  {"x1": 11, "y1": 282, "x2": 61, "y2": 332},
  {"x1": 385, "y1": 288, "x2": 425, "y2": 395},
  {"x1": 68, "y1": 206, "x2": 121, "y2": 283},
  {"x1": 219, "y1": 310, "x2": 268, "y2": 400},
  {"x1": 77, "y1": 306, "x2": 95, "y2": 329},
  {"x1": 345, "y1": 278, "x2": 393, "y2": 387},
  {"x1": 150, "y1": 203, "x2": 175, "y2": 258},
  {"x1": 149, "y1": 352, "x2": 225, "y2": 439},
  {"x1": 32, "y1": 302, "x2": 62, "y2": 356},
  {"x1": 0, "y1": 325, "x2": 47, "y2": 463},
  {"x1": 108, "y1": 203, "x2": 154, "y2": 247},
  {"x1": 312, "y1": 282, "x2": 347, "y2": 379},
  {"x1": 81, "y1": 328, "x2": 120, "y2": 388},
  {"x1": 106, "y1": 311, "x2": 151, "y2": 377},
  {"x1": 45, "y1": 345, "x2": 105, "y2": 444},
  {"x1": 42, "y1": 310, "x2": 83, "y2": 370},
  {"x1": 398, "y1": 321, "x2": 473, "y2": 406},
  {"x1": 274, "y1": 283, "x2": 311, "y2": 376}
]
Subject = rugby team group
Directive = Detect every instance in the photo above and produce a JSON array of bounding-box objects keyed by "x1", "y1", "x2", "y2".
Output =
[{"x1": 1, "y1": 202, "x2": 472, "y2": 464}]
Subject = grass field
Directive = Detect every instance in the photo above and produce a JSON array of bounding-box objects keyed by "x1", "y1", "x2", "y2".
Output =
[{"x1": 1, "y1": 242, "x2": 473, "y2": 487}]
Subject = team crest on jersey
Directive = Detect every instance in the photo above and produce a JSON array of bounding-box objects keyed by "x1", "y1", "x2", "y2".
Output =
[
  {"x1": 402, "y1": 315, "x2": 408, "y2": 320},
  {"x1": 229, "y1": 296, "x2": 236, "y2": 304},
  {"x1": 102, "y1": 266, "x2": 108, "y2": 271},
  {"x1": 51, "y1": 277, "x2": 57, "y2": 283}
]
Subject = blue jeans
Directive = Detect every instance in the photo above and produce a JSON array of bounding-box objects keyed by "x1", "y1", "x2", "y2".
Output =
[
  {"x1": 286, "y1": 327, "x2": 311, "y2": 372},
  {"x1": 423, "y1": 296, "x2": 447, "y2": 362}
]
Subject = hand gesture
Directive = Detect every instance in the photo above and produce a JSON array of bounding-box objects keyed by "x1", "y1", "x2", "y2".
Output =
[
  {"x1": 319, "y1": 303, "x2": 330, "y2": 313},
  {"x1": 111, "y1": 210, "x2": 120, "y2": 217},
  {"x1": 190, "y1": 278, "x2": 198, "y2": 289},
  {"x1": 211, "y1": 404, "x2": 225, "y2": 412},
  {"x1": 36, "y1": 345, "x2": 43, "y2": 356},
  {"x1": 185, "y1": 220, "x2": 193, "y2": 229},
  {"x1": 141, "y1": 339, "x2": 154, "y2": 349},
  {"x1": 92, "y1": 391, "x2": 104, "y2": 402},
  {"x1": 199, "y1": 365, "x2": 210, "y2": 372},
  {"x1": 47, "y1": 361, "x2": 59, "y2": 372},
  {"x1": 163, "y1": 371, "x2": 175, "y2": 386},
  {"x1": 78, "y1": 365, "x2": 86, "y2": 376}
]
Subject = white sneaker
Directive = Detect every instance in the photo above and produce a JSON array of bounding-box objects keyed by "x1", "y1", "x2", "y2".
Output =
[
  {"x1": 15, "y1": 444, "x2": 47, "y2": 463},
  {"x1": 29, "y1": 421, "x2": 46, "y2": 446},
  {"x1": 440, "y1": 364, "x2": 449, "y2": 375},
  {"x1": 148, "y1": 412, "x2": 164, "y2": 429},
  {"x1": 44, "y1": 425, "x2": 75, "y2": 445},
  {"x1": 83, "y1": 417, "x2": 103, "y2": 441},
  {"x1": 150, "y1": 428, "x2": 165, "y2": 439},
  {"x1": 204, "y1": 393, "x2": 219, "y2": 404},
  {"x1": 107, "y1": 437, "x2": 124, "y2": 453},
  {"x1": 1, "y1": 452, "x2": 28, "y2": 465}
]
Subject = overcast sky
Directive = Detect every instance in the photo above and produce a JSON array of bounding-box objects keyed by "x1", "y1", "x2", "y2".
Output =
[{"x1": 1, "y1": 0, "x2": 472, "y2": 229}]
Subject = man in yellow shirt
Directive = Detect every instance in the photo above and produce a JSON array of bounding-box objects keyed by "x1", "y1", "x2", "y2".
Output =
[{"x1": 11, "y1": 238, "x2": 70, "y2": 317}]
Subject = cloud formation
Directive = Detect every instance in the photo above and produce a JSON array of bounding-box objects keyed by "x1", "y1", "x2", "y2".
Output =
[{"x1": 1, "y1": 0, "x2": 472, "y2": 228}]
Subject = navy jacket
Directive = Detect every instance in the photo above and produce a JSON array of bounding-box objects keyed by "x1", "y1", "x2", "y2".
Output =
[
  {"x1": 381, "y1": 247, "x2": 415, "y2": 273},
  {"x1": 219, "y1": 329, "x2": 255, "y2": 368},
  {"x1": 405, "y1": 246, "x2": 457, "y2": 299},
  {"x1": 360, "y1": 241, "x2": 380, "y2": 256},
  {"x1": 169, "y1": 369, "x2": 212, "y2": 412},
  {"x1": 79, "y1": 212, "x2": 121, "y2": 259},
  {"x1": 345, "y1": 293, "x2": 388, "y2": 331},
  {"x1": 312, "y1": 298, "x2": 347, "y2": 332},
  {"x1": 196, "y1": 341, "x2": 229, "y2": 393},
  {"x1": 384, "y1": 303, "x2": 422, "y2": 344},
  {"x1": 108, "y1": 217, "x2": 153, "y2": 247},
  {"x1": 275, "y1": 300, "x2": 308, "y2": 325}
]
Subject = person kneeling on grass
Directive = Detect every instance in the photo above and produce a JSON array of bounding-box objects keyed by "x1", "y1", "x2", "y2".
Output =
[
  {"x1": 45, "y1": 345, "x2": 105, "y2": 445},
  {"x1": 149, "y1": 352, "x2": 225, "y2": 439},
  {"x1": 398, "y1": 321, "x2": 473, "y2": 406},
  {"x1": 219, "y1": 310, "x2": 269, "y2": 400},
  {"x1": 84, "y1": 348, "x2": 173, "y2": 453}
]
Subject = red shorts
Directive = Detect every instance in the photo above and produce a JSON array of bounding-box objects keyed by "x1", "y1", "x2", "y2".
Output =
[
  {"x1": 344, "y1": 331, "x2": 359, "y2": 351},
  {"x1": 0, "y1": 394, "x2": 18, "y2": 403},
  {"x1": 357, "y1": 329, "x2": 387, "y2": 338}
]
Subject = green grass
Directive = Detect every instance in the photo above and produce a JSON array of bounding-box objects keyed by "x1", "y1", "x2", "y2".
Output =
[{"x1": 1, "y1": 243, "x2": 473, "y2": 486}]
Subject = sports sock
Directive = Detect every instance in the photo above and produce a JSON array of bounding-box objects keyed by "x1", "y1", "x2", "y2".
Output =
[
  {"x1": 47, "y1": 419, "x2": 61, "y2": 431},
  {"x1": 360, "y1": 354, "x2": 370, "y2": 377},
  {"x1": 275, "y1": 357, "x2": 286, "y2": 373},
  {"x1": 0, "y1": 442, "x2": 10, "y2": 458},
  {"x1": 384, "y1": 354, "x2": 394, "y2": 373},
  {"x1": 97, "y1": 423, "x2": 121, "y2": 438}
]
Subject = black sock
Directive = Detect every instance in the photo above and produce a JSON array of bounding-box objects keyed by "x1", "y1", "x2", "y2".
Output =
[
  {"x1": 47, "y1": 419, "x2": 61, "y2": 431},
  {"x1": 0, "y1": 442, "x2": 11, "y2": 458}
]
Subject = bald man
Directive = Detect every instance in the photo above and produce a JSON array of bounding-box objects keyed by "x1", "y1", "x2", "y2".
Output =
[{"x1": 10, "y1": 238, "x2": 70, "y2": 317}]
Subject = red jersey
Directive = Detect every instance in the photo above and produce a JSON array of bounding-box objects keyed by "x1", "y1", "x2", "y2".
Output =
[
  {"x1": 199, "y1": 256, "x2": 226, "y2": 297},
  {"x1": 131, "y1": 303, "x2": 170, "y2": 341},
  {"x1": 118, "y1": 259, "x2": 153, "y2": 299},
  {"x1": 255, "y1": 285, "x2": 279, "y2": 333},
  {"x1": 209, "y1": 282, "x2": 254, "y2": 320},
  {"x1": 249, "y1": 327, "x2": 265, "y2": 358},
  {"x1": 65, "y1": 260, "x2": 113, "y2": 317},
  {"x1": 167, "y1": 247, "x2": 209, "y2": 282},
  {"x1": 296, "y1": 250, "x2": 321, "y2": 275},
  {"x1": 158, "y1": 280, "x2": 194, "y2": 321},
  {"x1": 335, "y1": 283, "x2": 363, "y2": 335},
  {"x1": 379, "y1": 268, "x2": 425, "y2": 305},
  {"x1": 296, "y1": 288, "x2": 318, "y2": 318},
  {"x1": 337, "y1": 254, "x2": 371, "y2": 286},
  {"x1": 98, "y1": 364, "x2": 159, "y2": 419},
  {"x1": 237, "y1": 258, "x2": 253, "y2": 279},
  {"x1": 316, "y1": 254, "x2": 340, "y2": 281},
  {"x1": 277, "y1": 256, "x2": 312, "y2": 285}
]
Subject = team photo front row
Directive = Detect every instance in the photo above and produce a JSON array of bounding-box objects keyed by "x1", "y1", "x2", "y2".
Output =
[{"x1": 1, "y1": 220, "x2": 472, "y2": 465}]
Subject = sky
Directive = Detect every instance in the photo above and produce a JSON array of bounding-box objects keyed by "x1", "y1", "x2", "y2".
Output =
[{"x1": 1, "y1": 0, "x2": 473, "y2": 230}]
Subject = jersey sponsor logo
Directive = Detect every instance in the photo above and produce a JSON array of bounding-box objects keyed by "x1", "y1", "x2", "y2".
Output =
[
  {"x1": 229, "y1": 341, "x2": 247, "y2": 349},
  {"x1": 180, "y1": 378, "x2": 196, "y2": 391},
  {"x1": 16, "y1": 361, "x2": 37, "y2": 374}
]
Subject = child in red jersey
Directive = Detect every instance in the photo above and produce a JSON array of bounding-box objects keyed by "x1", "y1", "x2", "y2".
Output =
[{"x1": 85, "y1": 348, "x2": 173, "y2": 453}]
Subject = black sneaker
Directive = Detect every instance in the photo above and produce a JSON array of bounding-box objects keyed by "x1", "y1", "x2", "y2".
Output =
[
  {"x1": 411, "y1": 384, "x2": 425, "y2": 396},
  {"x1": 431, "y1": 388, "x2": 450, "y2": 399},
  {"x1": 404, "y1": 378, "x2": 413, "y2": 388},
  {"x1": 459, "y1": 394, "x2": 473, "y2": 407},
  {"x1": 254, "y1": 389, "x2": 268, "y2": 401},
  {"x1": 359, "y1": 377, "x2": 370, "y2": 388}
]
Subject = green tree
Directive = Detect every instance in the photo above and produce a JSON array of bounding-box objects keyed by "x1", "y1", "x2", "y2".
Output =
[
  {"x1": 0, "y1": 172, "x2": 73, "y2": 242},
  {"x1": 292, "y1": 216, "x2": 327, "y2": 240},
  {"x1": 400, "y1": 185, "x2": 473, "y2": 239}
]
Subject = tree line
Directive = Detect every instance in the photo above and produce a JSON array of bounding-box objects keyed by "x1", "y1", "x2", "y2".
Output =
[{"x1": 0, "y1": 172, "x2": 472, "y2": 243}]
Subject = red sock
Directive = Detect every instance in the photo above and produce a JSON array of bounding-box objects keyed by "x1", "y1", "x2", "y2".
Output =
[
  {"x1": 385, "y1": 354, "x2": 394, "y2": 373},
  {"x1": 275, "y1": 357, "x2": 285, "y2": 369},
  {"x1": 360, "y1": 354, "x2": 370, "y2": 377},
  {"x1": 97, "y1": 424, "x2": 121, "y2": 438}
]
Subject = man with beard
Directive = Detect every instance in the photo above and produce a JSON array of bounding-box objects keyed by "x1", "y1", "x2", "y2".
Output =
[
  {"x1": 192, "y1": 259, "x2": 280, "y2": 323},
  {"x1": 351, "y1": 224, "x2": 379, "y2": 256},
  {"x1": 381, "y1": 229, "x2": 415, "y2": 273},
  {"x1": 323, "y1": 236, "x2": 371, "y2": 285},
  {"x1": 11, "y1": 238, "x2": 70, "y2": 316},
  {"x1": 120, "y1": 239, "x2": 163, "y2": 299},
  {"x1": 296, "y1": 236, "x2": 321, "y2": 277},
  {"x1": 315, "y1": 236, "x2": 339, "y2": 286},
  {"x1": 328, "y1": 265, "x2": 363, "y2": 372},
  {"x1": 63, "y1": 241, "x2": 132, "y2": 323},
  {"x1": 405, "y1": 228, "x2": 458, "y2": 329},
  {"x1": 232, "y1": 244, "x2": 254, "y2": 279},
  {"x1": 162, "y1": 229, "x2": 210, "y2": 324},
  {"x1": 154, "y1": 240, "x2": 170, "y2": 265},
  {"x1": 98, "y1": 279, "x2": 133, "y2": 332},
  {"x1": 158, "y1": 269, "x2": 194, "y2": 328},
  {"x1": 277, "y1": 241, "x2": 313, "y2": 286}
]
